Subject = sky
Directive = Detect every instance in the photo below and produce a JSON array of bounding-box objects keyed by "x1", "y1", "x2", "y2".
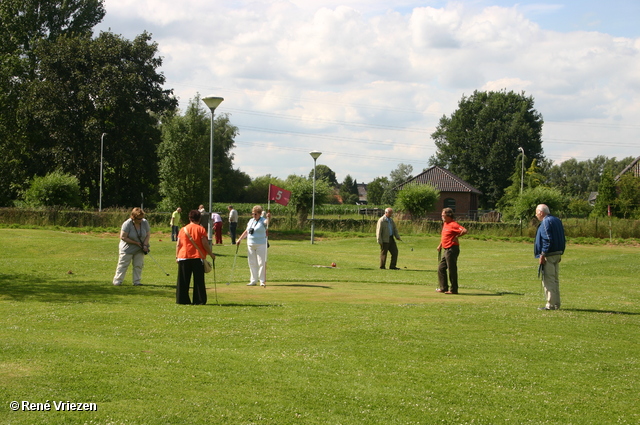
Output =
[{"x1": 94, "y1": 0, "x2": 640, "y2": 184}]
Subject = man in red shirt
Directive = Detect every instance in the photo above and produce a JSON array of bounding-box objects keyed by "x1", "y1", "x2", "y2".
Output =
[{"x1": 436, "y1": 208, "x2": 467, "y2": 294}]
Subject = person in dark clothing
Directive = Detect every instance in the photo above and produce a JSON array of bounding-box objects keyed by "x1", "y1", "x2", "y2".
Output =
[{"x1": 175, "y1": 210, "x2": 215, "y2": 305}]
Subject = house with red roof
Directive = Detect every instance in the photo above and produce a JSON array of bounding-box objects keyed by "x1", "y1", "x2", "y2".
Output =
[{"x1": 396, "y1": 166, "x2": 483, "y2": 220}]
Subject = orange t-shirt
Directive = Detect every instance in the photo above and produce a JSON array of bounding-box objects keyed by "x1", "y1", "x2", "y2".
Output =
[
  {"x1": 177, "y1": 223, "x2": 208, "y2": 259},
  {"x1": 440, "y1": 220, "x2": 467, "y2": 249}
]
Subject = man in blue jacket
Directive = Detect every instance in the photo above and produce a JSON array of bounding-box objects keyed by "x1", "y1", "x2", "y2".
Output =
[{"x1": 534, "y1": 204, "x2": 566, "y2": 310}]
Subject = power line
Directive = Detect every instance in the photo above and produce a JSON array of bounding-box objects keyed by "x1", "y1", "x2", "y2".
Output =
[
  {"x1": 236, "y1": 125, "x2": 436, "y2": 151},
  {"x1": 233, "y1": 140, "x2": 432, "y2": 165},
  {"x1": 543, "y1": 138, "x2": 639, "y2": 148},
  {"x1": 225, "y1": 108, "x2": 433, "y2": 134}
]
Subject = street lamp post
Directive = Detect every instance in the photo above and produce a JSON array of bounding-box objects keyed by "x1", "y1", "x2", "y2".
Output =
[
  {"x1": 518, "y1": 147, "x2": 525, "y2": 194},
  {"x1": 202, "y1": 96, "x2": 224, "y2": 247},
  {"x1": 99, "y1": 133, "x2": 106, "y2": 212},
  {"x1": 517, "y1": 146, "x2": 525, "y2": 235},
  {"x1": 309, "y1": 150, "x2": 322, "y2": 244}
]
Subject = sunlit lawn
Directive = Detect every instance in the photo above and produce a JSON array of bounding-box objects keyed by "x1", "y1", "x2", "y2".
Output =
[{"x1": 0, "y1": 228, "x2": 638, "y2": 424}]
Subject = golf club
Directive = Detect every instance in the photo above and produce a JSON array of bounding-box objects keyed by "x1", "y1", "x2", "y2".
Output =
[
  {"x1": 227, "y1": 244, "x2": 239, "y2": 285},
  {"x1": 147, "y1": 251, "x2": 170, "y2": 276},
  {"x1": 212, "y1": 257, "x2": 219, "y2": 305}
]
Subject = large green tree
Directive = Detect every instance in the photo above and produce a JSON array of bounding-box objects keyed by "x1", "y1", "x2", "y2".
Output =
[
  {"x1": 23, "y1": 31, "x2": 177, "y2": 207},
  {"x1": 430, "y1": 90, "x2": 544, "y2": 208},
  {"x1": 366, "y1": 176, "x2": 389, "y2": 205},
  {"x1": 0, "y1": 0, "x2": 178, "y2": 207},
  {"x1": 0, "y1": 0, "x2": 107, "y2": 206},
  {"x1": 158, "y1": 95, "x2": 250, "y2": 211},
  {"x1": 309, "y1": 164, "x2": 338, "y2": 187}
]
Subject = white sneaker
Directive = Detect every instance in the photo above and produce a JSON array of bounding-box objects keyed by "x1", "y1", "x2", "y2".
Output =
[
  {"x1": 113, "y1": 282, "x2": 122, "y2": 286},
  {"x1": 260, "y1": 282, "x2": 266, "y2": 287},
  {"x1": 247, "y1": 282, "x2": 257, "y2": 286}
]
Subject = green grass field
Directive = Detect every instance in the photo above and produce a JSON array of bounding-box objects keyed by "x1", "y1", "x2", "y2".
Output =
[{"x1": 1, "y1": 228, "x2": 638, "y2": 424}]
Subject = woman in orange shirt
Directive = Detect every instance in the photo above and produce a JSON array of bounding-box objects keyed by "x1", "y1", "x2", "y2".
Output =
[
  {"x1": 436, "y1": 208, "x2": 467, "y2": 294},
  {"x1": 176, "y1": 210, "x2": 215, "y2": 305}
]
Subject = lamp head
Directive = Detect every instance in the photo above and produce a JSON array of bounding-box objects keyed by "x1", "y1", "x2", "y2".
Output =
[
  {"x1": 202, "y1": 96, "x2": 224, "y2": 111},
  {"x1": 310, "y1": 150, "x2": 322, "y2": 160}
]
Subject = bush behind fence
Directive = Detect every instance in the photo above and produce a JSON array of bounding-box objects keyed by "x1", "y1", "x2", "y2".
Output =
[{"x1": 1, "y1": 207, "x2": 639, "y2": 239}]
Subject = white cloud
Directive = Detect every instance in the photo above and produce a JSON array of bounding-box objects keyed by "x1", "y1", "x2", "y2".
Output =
[{"x1": 96, "y1": 0, "x2": 640, "y2": 184}]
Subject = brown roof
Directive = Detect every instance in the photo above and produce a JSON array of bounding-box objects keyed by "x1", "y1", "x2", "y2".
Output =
[{"x1": 397, "y1": 166, "x2": 482, "y2": 194}]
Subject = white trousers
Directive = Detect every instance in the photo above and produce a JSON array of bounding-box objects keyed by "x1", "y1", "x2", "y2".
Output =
[
  {"x1": 113, "y1": 251, "x2": 145, "y2": 285},
  {"x1": 247, "y1": 243, "x2": 267, "y2": 285},
  {"x1": 542, "y1": 255, "x2": 561, "y2": 309}
]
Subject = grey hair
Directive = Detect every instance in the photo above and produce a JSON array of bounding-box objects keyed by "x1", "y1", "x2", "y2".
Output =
[{"x1": 536, "y1": 204, "x2": 550, "y2": 215}]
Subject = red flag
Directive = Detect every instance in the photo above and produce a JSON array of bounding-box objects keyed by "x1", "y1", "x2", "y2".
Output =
[
  {"x1": 607, "y1": 204, "x2": 611, "y2": 217},
  {"x1": 269, "y1": 184, "x2": 291, "y2": 206}
]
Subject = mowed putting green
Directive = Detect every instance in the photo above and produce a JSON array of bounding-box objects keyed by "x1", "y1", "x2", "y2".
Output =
[{"x1": 0, "y1": 228, "x2": 638, "y2": 425}]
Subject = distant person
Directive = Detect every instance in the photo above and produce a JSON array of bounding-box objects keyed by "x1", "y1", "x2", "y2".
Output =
[
  {"x1": 113, "y1": 207, "x2": 150, "y2": 286},
  {"x1": 176, "y1": 210, "x2": 215, "y2": 305},
  {"x1": 228, "y1": 205, "x2": 238, "y2": 245},
  {"x1": 211, "y1": 212, "x2": 223, "y2": 244},
  {"x1": 534, "y1": 204, "x2": 566, "y2": 310},
  {"x1": 236, "y1": 205, "x2": 270, "y2": 287},
  {"x1": 376, "y1": 208, "x2": 401, "y2": 269},
  {"x1": 436, "y1": 208, "x2": 467, "y2": 294},
  {"x1": 170, "y1": 207, "x2": 181, "y2": 242},
  {"x1": 198, "y1": 204, "x2": 208, "y2": 229}
]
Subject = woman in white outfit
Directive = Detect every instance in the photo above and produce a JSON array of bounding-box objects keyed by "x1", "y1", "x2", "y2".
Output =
[
  {"x1": 113, "y1": 207, "x2": 150, "y2": 286},
  {"x1": 236, "y1": 205, "x2": 270, "y2": 287}
]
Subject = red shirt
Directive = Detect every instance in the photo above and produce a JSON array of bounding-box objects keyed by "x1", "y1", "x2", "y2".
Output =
[{"x1": 441, "y1": 220, "x2": 467, "y2": 249}]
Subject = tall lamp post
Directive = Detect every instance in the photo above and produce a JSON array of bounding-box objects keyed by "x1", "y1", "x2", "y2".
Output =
[
  {"x1": 202, "y1": 96, "x2": 224, "y2": 246},
  {"x1": 518, "y1": 147, "x2": 525, "y2": 194},
  {"x1": 309, "y1": 150, "x2": 322, "y2": 244},
  {"x1": 99, "y1": 133, "x2": 106, "y2": 212}
]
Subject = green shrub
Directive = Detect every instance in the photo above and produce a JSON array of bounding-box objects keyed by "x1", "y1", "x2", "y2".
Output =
[
  {"x1": 21, "y1": 171, "x2": 82, "y2": 208},
  {"x1": 394, "y1": 183, "x2": 439, "y2": 218},
  {"x1": 504, "y1": 186, "x2": 567, "y2": 220}
]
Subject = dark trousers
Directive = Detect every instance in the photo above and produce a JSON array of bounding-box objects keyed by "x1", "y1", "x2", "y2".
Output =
[
  {"x1": 171, "y1": 225, "x2": 179, "y2": 241},
  {"x1": 438, "y1": 245, "x2": 460, "y2": 293},
  {"x1": 379, "y1": 237, "x2": 398, "y2": 269},
  {"x1": 229, "y1": 222, "x2": 238, "y2": 245},
  {"x1": 176, "y1": 259, "x2": 207, "y2": 305}
]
